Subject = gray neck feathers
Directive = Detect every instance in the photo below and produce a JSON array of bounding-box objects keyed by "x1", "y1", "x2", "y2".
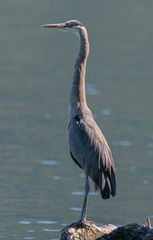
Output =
[{"x1": 69, "y1": 26, "x2": 89, "y2": 117}]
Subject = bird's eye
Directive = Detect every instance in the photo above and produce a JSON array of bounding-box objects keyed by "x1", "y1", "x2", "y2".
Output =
[{"x1": 69, "y1": 23, "x2": 74, "y2": 28}]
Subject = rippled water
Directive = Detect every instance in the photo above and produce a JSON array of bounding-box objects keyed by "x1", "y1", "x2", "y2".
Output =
[{"x1": 1, "y1": 0, "x2": 153, "y2": 239}]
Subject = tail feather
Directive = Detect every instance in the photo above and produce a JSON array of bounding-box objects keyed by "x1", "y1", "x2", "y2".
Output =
[
  {"x1": 110, "y1": 167, "x2": 117, "y2": 197},
  {"x1": 100, "y1": 172, "x2": 111, "y2": 199},
  {"x1": 94, "y1": 167, "x2": 117, "y2": 199}
]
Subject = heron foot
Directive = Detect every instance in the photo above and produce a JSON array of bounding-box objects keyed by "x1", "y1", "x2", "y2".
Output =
[{"x1": 61, "y1": 220, "x2": 94, "y2": 232}]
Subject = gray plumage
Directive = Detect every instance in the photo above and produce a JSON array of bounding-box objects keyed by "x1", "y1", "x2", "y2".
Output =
[
  {"x1": 42, "y1": 20, "x2": 117, "y2": 223},
  {"x1": 68, "y1": 113, "x2": 116, "y2": 199}
]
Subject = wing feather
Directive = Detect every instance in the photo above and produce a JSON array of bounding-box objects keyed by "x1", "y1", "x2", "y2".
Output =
[{"x1": 68, "y1": 113, "x2": 117, "y2": 199}]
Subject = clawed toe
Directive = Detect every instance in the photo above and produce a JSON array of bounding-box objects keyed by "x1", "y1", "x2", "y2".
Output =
[{"x1": 61, "y1": 220, "x2": 95, "y2": 232}]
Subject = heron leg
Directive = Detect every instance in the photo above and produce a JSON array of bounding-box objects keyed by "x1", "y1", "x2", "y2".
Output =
[
  {"x1": 61, "y1": 174, "x2": 92, "y2": 231},
  {"x1": 79, "y1": 173, "x2": 90, "y2": 222}
]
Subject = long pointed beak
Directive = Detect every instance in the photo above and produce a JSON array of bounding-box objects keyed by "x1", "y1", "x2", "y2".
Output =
[{"x1": 42, "y1": 23, "x2": 66, "y2": 29}]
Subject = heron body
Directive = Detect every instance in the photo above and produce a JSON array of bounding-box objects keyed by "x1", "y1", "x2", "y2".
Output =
[{"x1": 42, "y1": 20, "x2": 117, "y2": 223}]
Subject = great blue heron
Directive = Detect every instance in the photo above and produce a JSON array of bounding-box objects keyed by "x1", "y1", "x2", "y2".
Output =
[{"x1": 42, "y1": 20, "x2": 117, "y2": 225}]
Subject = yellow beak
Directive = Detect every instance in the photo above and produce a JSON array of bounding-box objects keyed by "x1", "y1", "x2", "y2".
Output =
[{"x1": 42, "y1": 23, "x2": 66, "y2": 30}]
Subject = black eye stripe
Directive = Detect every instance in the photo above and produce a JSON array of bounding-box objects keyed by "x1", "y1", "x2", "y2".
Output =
[{"x1": 65, "y1": 21, "x2": 83, "y2": 28}]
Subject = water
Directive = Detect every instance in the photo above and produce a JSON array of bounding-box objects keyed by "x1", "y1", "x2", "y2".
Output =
[{"x1": 1, "y1": 0, "x2": 153, "y2": 239}]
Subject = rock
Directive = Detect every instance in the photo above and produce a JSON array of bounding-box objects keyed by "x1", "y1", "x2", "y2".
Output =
[
  {"x1": 99, "y1": 222, "x2": 153, "y2": 240},
  {"x1": 60, "y1": 218, "x2": 153, "y2": 240},
  {"x1": 61, "y1": 221, "x2": 117, "y2": 240}
]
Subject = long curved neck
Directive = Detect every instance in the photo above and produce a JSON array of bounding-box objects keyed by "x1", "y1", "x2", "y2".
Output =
[{"x1": 69, "y1": 26, "x2": 89, "y2": 118}]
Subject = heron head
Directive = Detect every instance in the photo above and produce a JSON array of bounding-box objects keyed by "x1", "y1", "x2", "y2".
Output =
[{"x1": 42, "y1": 20, "x2": 83, "y2": 36}]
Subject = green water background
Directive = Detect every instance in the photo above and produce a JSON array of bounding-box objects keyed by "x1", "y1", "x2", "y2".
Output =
[{"x1": 0, "y1": 1, "x2": 153, "y2": 239}]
